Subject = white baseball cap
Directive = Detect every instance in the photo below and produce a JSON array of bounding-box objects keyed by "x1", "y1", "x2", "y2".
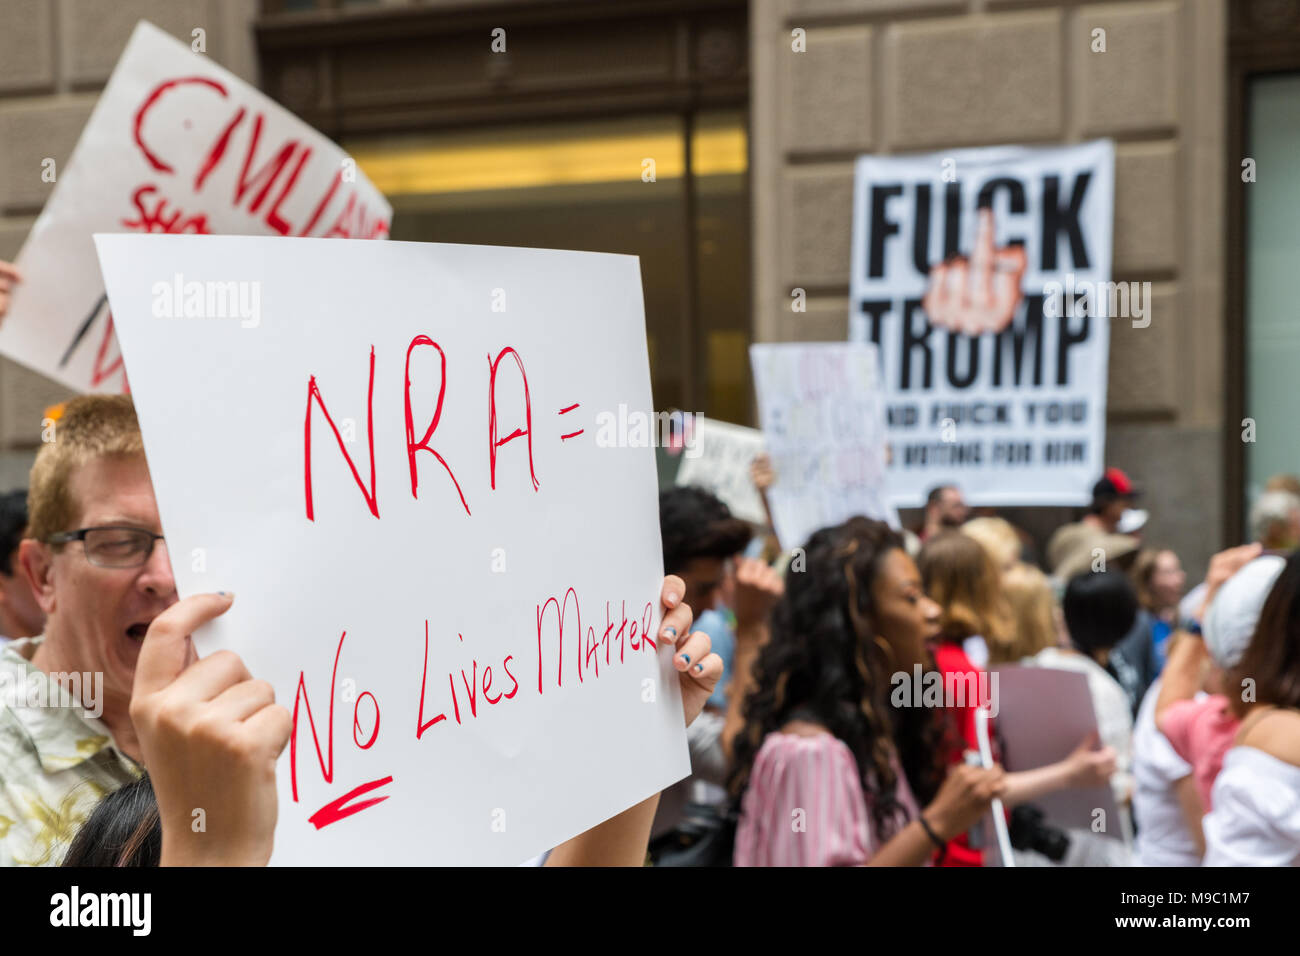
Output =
[{"x1": 1203, "y1": 555, "x2": 1287, "y2": 668}]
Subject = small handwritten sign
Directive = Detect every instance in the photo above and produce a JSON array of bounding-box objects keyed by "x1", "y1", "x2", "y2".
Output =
[
  {"x1": 673, "y1": 417, "x2": 766, "y2": 525},
  {"x1": 749, "y1": 342, "x2": 894, "y2": 550}
]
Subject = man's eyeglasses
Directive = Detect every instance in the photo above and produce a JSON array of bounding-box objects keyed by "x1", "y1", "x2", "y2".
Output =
[{"x1": 47, "y1": 526, "x2": 166, "y2": 569}]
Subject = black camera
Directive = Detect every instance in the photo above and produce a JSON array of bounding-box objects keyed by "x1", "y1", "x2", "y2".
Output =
[{"x1": 1008, "y1": 805, "x2": 1071, "y2": 862}]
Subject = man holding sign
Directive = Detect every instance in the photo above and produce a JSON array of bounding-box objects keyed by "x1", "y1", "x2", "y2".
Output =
[
  {"x1": 78, "y1": 231, "x2": 714, "y2": 866},
  {"x1": 0, "y1": 395, "x2": 721, "y2": 865}
]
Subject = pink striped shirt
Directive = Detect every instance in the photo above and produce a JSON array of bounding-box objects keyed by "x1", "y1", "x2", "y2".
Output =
[{"x1": 733, "y1": 731, "x2": 920, "y2": 866}]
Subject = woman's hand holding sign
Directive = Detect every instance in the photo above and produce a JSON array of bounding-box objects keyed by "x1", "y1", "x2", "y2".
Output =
[
  {"x1": 547, "y1": 575, "x2": 721, "y2": 866},
  {"x1": 661, "y1": 573, "x2": 722, "y2": 727},
  {"x1": 130, "y1": 592, "x2": 292, "y2": 867},
  {"x1": 922, "y1": 207, "x2": 1027, "y2": 335}
]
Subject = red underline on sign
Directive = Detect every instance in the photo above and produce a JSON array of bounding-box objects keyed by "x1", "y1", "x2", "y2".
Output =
[
  {"x1": 559, "y1": 403, "x2": 579, "y2": 414},
  {"x1": 560, "y1": 430, "x2": 585, "y2": 441},
  {"x1": 307, "y1": 775, "x2": 394, "y2": 830}
]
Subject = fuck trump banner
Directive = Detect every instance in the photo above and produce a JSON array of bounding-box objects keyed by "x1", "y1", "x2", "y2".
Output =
[
  {"x1": 94, "y1": 234, "x2": 686, "y2": 865},
  {"x1": 1, "y1": 21, "x2": 390, "y2": 394},
  {"x1": 849, "y1": 140, "x2": 1115, "y2": 507}
]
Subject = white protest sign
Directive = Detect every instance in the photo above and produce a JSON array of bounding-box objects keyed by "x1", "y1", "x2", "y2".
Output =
[
  {"x1": 94, "y1": 234, "x2": 687, "y2": 866},
  {"x1": 3, "y1": 20, "x2": 390, "y2": 394},
  {"x1": 849, "y1": 140, "x2": 1114, "y2": 507},
  {"x1": 673, "y1": 417, "x2": 766, "y2": 525},
  {"x1": 749, "y1": 342, "x2": 893, "y2": 551}
]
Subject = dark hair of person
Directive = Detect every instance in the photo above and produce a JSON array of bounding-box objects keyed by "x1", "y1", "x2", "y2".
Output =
[
  {"x1": 1229, "y1": 551, "x2": 1300, "y2": 720},
  {"x1": 0, "y1": 489, "x2": 28, "y2": 575},
  {"x1": 728, "y1": 516, "x2": 954, "y2": 841},
  {"x1": 1062, "y1": 570, "x2": 1139, "y2": 657},
  {"x1": 62, "y1": 775, "x2": 161, "y2": 867},
  {"x1": 659, "y1": 487, "x2": 752, "y2": 575},
  {"x1": 925, "y1": 485, "x2": 954, "y2": 508}
]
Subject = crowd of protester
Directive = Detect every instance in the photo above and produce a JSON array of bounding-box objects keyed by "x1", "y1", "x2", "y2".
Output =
[
  {"x1": 649, "y1": 462, "x2": 1300, "y2": 867},
  {"x1": 0, "y1": 261, "x2": 1297, "y2": 867}
]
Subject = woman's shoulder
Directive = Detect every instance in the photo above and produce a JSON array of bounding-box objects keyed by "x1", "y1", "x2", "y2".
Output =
[
  {"x1": 743, "y1": 728, "x2": 867, "y2": 821},
  {"x1": 1237, "y1": 709, "x2": 1300, "y2": 768},
  {"x1": 753, "y1": 725, "x2": 857, "y2": 773}
]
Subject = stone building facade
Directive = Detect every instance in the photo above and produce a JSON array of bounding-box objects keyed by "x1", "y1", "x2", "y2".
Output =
[
  {"x1": 751, "y1": 0, "x2": 1227, "y2": 575},
  {"x1": 0, "y1": 0, "x2": 1251, "y2": 576}
]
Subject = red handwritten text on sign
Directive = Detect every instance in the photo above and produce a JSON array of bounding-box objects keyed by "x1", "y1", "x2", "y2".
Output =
[{"x1": 290, "y1": 338, "x2": 653, "y2": 830}]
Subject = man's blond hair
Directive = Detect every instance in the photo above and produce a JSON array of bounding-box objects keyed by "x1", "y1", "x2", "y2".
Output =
[{"x1": 28, "y1": 395, "x2": 144, "y2": 543}]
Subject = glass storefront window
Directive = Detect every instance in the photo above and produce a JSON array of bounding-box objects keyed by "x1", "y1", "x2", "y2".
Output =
[
  {"x1": 345, "y1": 111, "x2": 749, "y2": 421},
  {"x1": 1244, "y1": 74, "x2": 1300, "y2": 505}
]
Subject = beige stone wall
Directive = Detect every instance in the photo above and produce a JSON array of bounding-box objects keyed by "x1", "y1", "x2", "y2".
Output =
[
  {"x1": 750, "y1": 0, "x2": 1227, "y2": 576},
  {"x1": 0, "y1": 0, "x2": 258, "y2": 488}
]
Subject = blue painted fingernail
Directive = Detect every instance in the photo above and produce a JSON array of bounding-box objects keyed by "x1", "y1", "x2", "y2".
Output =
[
  {"x1": 663, "y1": 626, "x2": 677, "y2": 639},
  {"x1": 680, "y1": 653, "x2": 690, "y2": 664},
  {"x1": 695, "y1": 662, "x2": 705, "y2": 673}
]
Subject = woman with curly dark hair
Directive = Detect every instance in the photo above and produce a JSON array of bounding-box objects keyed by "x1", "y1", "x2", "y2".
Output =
[{"x1": 728, "y1": 516, "x2": 1005, "y2": 866}]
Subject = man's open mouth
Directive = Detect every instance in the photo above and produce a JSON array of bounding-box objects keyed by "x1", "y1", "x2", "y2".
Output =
[{"x1": 126, "y1": 622, "x2": 150, "y2": 641}]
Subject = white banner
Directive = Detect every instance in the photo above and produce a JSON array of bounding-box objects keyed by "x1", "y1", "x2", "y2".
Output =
[
  {"x1": 94, "y1": 234, "x2": 687, "y2": 866},
  {"x1": 3, "y1": 21, "x2": 390, "y2": 394},
  {"x1": 673, "y1": 417, "x2": 766, "y2": 525},
  {"x1": 849, "y1": 140, "x2": 1115, "y2": 508},
  {"x1": 749, "y1": 342, "x2": 893, "y2": 551}
]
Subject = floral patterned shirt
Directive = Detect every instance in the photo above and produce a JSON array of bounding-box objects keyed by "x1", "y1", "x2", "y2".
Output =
[{"x1": 0, "y1": 638, "x2": 141, "y2": 866}]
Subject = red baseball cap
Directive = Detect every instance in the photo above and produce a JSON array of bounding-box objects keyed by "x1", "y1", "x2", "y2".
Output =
[{"x1": 1093, "y1": 467, "x2": 1140, "y2": 503}]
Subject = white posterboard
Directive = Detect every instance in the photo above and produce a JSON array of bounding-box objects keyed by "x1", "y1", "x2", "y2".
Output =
[
  {"x1": 849, "y1": 140, "x2": 1114, "y2": 508},
  {"x1": 3, "y1": 21, "x2": 390, "y2": 394},
  {"x1": 992, "y1": 664, "x2": 1122, "y2": 838},
  {"x1": 749, "y1": 342, "x2": 893, "y2": 551},
  {"x1": 94, "y1": 234, "x2": 688, "y2": 866},
  {"x1": 673, "y1": 417, "x2": 766, "y2": 525}
]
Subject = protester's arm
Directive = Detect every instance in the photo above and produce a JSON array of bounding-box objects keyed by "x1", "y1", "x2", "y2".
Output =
[
  {"x1": 0, "y1": 260, "x2": 20, "y2": 321},
  {"x1": 683, "y1": 710, "x2": 728, "y2": 786},
  {"x1": 749, "y1": 453, "x2": 777, "y2": 536},
  {"x1": 1156, "y1": 542, "x2": 1262, "y2": 726},
  {"x1": 722, "y1": 638, "x2": 760, "y2": 762},
  {"x1": 1001, "y1": 733, "x2": 1116, "y2": 807},
  {"x1": 866, "y1": 763, "x2": 1006, "y2": 866},
  {"x1": 1173, "y1": 774, "x2": 1206, "y2": 858},
  {"x1": 721, "y1": 557, "x2": 783, "y2": 761},
  {"x1": 864, "y1": 819, "x2": 950, "y2": 867},
  {"x1": 130, "y1": 593, "x2": 293, "y2": 867},
  {"x1": 546, "y1": 575, "x2": 721, "y2": 866},
  {"x1": 1155, "y1": 634, "x2": 1207, "y2": 725},
  {"x1": 544, "y1": 793, "x2": 662, "y2": 867}
]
